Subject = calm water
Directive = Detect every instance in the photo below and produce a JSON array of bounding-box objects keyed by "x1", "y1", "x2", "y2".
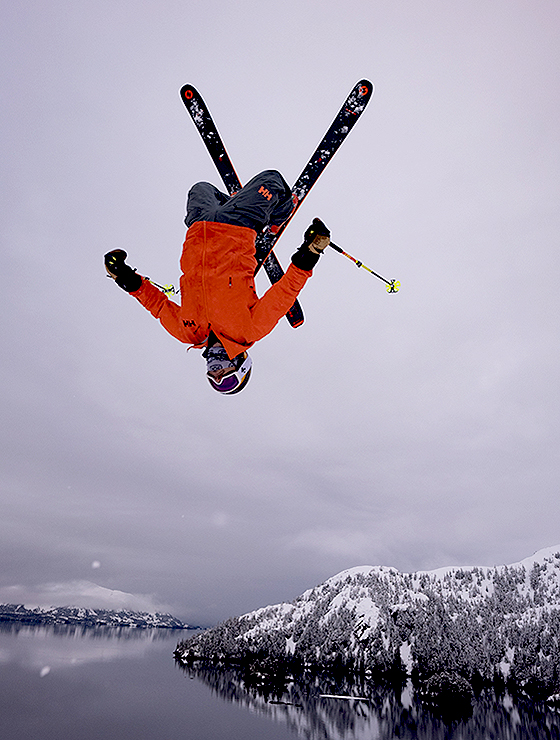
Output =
[{"x1": 1, "y1": 624, "x2": 559, "y2": 739}]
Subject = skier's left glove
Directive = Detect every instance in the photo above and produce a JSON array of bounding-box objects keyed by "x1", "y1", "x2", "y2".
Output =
[
  {"x1": 291, "y1": 218, "x2": 330, "y2": 271},
  {"x1": 104, "y1": 250, "x2": 143, "y2": 293}
]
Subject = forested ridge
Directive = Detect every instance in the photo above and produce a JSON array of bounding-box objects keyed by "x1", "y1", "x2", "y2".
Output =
[{"x1": 176, "y1": 547, "x2": 560, "y2": 699}]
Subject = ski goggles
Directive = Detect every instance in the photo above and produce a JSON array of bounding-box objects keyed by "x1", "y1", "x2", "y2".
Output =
[{"x1": 207, "y1": 352, "x2": 252, "y2": 395}]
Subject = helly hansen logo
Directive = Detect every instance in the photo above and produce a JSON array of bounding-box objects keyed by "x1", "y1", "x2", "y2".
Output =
[{"x1": 258, "y1": 186, "x2": 273, "y2": 201}]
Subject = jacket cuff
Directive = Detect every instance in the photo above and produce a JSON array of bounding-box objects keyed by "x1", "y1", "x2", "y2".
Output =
[
  {"x1": 291, "y1": 245, "x2": 320, "y2": 271},
  {"x1": 116, "y1": 270, "x2": 143, "y2": 293}
]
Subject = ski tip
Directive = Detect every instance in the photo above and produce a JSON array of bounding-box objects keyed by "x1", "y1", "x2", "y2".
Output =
[
  {"x1": 180, "y1": 84, "x2": 198, "y2": 101},
  {"x1": 356, "y1": 80, "x2": 374, "y2": 98}
]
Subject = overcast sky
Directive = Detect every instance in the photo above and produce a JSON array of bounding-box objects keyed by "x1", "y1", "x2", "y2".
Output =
[{"x1": 2, "y1": 0, "x2": 559, "y2": 626}]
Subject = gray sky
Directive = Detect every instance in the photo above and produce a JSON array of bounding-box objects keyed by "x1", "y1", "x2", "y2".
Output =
[{"x1": 2, "y1": 0, "x2": 559, "y2": 625}]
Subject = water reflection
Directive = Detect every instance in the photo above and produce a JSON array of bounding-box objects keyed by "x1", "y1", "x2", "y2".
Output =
[
  {"x1": 177, "y1": 662, "x2": 560, "y2": 740},
  {"x1": 2, "y1": 626, "x2": 293, "y2": 740},
  {"x1": 0, "y1": 622, "x2": 183, "y2": 674},
  {"x1": 0, "y1": 620, "x2": 183, "y2": 640}
]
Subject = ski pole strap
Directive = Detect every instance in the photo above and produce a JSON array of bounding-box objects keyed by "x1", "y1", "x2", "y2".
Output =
[
  {"x1": 148, "y1": 279, "x2": 179, "y2": 296},
  {"x1": 329, "y1": 242, "x2": 399, "y2": 293}
]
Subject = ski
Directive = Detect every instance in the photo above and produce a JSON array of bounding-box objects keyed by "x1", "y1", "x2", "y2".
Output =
[
  {"x1": 180, "y1": 84, "x2": 242, "y2": 196},
  {"x1": 253, "y1": 79, "x2": 374, "y2": 270},
  {"x1": 180, "y1": 84, "x2": 304, "y2": 328}
]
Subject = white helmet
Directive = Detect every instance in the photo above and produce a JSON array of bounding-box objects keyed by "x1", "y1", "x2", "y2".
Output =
[{"x1": 205, "y1": 342, "x2": 252, "y2": 395}]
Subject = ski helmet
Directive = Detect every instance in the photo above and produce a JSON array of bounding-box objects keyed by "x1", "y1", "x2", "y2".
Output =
[{"x1": 206, "y1": 343, "x2": 252, "y2": 395}]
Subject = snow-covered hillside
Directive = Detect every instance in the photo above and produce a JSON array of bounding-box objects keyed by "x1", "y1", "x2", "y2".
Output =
[{"x1": 176, "y1": 546, "x2": 560, "y2": 696}]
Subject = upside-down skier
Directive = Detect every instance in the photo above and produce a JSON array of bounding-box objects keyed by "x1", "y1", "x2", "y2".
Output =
[{"x1": 105, "y1": 169, "x2": 330, "y2": 395}]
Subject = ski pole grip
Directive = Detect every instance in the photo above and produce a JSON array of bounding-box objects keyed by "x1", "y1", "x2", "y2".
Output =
[{"x1": 329, "y1": 242, "x2": 343, "y2": 253}]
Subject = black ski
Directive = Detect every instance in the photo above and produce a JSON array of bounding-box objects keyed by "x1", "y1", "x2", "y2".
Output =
[
  {"x1": 180, "y1": 85, "x2": 242, "y2": 196},
  {"x1": 180, "y1": 84, "x2": 304, "y2": 328},
  {"x1": 253, "y1": 80, "x2": 374, "y2": 270}
]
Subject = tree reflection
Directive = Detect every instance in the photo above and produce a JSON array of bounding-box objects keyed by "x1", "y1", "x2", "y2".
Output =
[{"x1": 177, "y1": 660, "x2": 560, "y2": 740}]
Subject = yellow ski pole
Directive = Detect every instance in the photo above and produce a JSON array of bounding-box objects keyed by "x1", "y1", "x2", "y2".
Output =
[{"x1": 329, "y1": 242, "x2": 399, "y2": 293}]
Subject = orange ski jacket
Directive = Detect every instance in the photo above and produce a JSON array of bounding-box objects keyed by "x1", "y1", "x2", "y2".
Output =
[{"x1": 131, "y1": 221, "x2": 312, "y2": 359}]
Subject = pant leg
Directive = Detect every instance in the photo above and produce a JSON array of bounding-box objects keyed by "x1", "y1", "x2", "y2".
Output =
[
  {"x1": 214, "y1": 170, "x2": 294, "y2": 232},
  {"x1": 184, "y1": 182, "x2": 231, "y2": 228}
]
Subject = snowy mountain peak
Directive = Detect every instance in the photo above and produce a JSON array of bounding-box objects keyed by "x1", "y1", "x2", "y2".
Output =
[{"x1": 176, "y1": 545, "x2": 560, "y2": 697}]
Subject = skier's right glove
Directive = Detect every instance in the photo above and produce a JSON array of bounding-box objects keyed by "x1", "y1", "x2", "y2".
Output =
[
  {"x1": 303, "y1": 217, "x2": 331, "y2": 254},
  {"x1": 104, "y1": 250, "x2": 142, "y2": 293},
  {"x1": 291, "y1": 218, "x2": 330, "y2": 271}
]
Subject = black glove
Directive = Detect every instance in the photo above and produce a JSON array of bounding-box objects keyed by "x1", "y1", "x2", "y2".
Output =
[
  {"x1": 302, "y1": 218, "x2": 330, "y2": 252},
  {"x1": 104, "y1": 250, "x2": 142, "y2": 293},
  {"x1": 291, "y1": 218, "x2": 330, "y2": 271}
]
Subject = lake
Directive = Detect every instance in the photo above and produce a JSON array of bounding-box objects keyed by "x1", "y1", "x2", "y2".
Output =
[{"x1": 1, "y1": 624, "x2": 559, "y2": 739}]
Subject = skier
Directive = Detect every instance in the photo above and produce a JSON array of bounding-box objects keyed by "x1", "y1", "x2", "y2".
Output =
[{"x1": 105, "y1": 169, "x2": 330, "y2": 394}]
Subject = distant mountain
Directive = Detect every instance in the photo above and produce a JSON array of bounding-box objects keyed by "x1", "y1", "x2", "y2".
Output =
[
  {"x1": 176, "y1": 546, "x2": 560, "y2": 699},
  {"x1": 0, "y1": 603, "x2": 188, "y2": 629}
]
